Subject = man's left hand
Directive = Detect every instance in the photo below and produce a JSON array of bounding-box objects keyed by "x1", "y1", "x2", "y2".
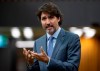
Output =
[{"x1": 32, "y1": 46, "x2": 50, "y2": 64}]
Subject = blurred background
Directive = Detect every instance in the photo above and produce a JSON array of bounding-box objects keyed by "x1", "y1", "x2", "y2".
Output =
[{"x1": 0, "y1": 0, "x2": 100, "y2": 71}]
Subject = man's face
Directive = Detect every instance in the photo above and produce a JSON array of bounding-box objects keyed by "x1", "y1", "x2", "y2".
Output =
[{"x1": 40, "y1": 12, "x2": 60, "y2": 35}]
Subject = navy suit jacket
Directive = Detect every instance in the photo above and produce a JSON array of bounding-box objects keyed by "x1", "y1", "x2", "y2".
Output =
[{"x1": 27, "y1": 28, "x2": 81, "y2": 71}]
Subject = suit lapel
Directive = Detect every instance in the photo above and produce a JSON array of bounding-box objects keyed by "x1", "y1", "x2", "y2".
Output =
[
  {"x1": 38, "y1": 35, "x2": 48, "y2": 70},
  {"x1": 41, "y1": 35, "x2": 47, "y2": 54},
  {"x1": 52, "y1": 28, "x2": 66, "y2": 58}
]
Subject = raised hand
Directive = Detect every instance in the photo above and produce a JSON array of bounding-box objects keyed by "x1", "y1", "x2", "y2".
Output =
[
  {"x1": 32, "y1": 46, "x2": 50, "y2": 64},
  {"x1": 23, "y1": 48, "x2": 34, "y2": 65}
]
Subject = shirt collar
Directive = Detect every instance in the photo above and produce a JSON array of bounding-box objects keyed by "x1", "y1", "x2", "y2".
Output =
[{"x1": 47, "y1": 27, "x2": 61, "y2": 40}]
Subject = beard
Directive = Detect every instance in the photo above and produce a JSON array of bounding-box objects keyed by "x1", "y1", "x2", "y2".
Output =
[
  {"x1": 46, "y1": 28, "x2": 55, "y2": 35},
  {"x1": 44, "y1": 24, "x2": 55, "y2": 35}
]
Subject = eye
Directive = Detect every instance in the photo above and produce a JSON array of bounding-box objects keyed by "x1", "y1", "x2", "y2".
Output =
[
  {"x1": 41, "y1": 17, "x2": 46, "y2": 20},
  {"x1": 49, "y1": 16, "x2": 54, "y2": 19}
]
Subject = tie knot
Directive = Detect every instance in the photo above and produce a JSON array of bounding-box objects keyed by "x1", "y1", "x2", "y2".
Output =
[{"x1": 49, "y1": 36, "x2": 54, "y2": 41}]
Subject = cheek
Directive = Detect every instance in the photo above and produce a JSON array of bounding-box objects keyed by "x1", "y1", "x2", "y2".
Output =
[
  {"x1": 41, "y1": 23, "x2": 46, "y2": 28},
  {"x1": 41, "y1": 21, "x2": 44, "y2": 26},
  {"x1": 54, "y1": 21, "x2": 59, "y2": 26}
]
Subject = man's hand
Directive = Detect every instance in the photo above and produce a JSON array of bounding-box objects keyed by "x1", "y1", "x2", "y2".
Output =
[
  {"x1": 33, "y1": 46, "x2": 50, "y2": 64},
  {"x1": 23, "y1": 48, "x2": 34, "y2": 65}
]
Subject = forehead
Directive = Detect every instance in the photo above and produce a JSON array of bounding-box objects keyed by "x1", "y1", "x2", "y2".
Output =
[{"x1": 41, "y1": 12, "x2": 50, "y2": 17}]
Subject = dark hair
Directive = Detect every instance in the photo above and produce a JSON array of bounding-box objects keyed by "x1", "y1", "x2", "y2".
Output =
[{"x1": 36, "y1": 2, "x2": 63, "y2": 26}]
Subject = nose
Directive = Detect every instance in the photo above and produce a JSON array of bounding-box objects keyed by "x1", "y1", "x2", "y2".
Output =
[{"x1": 46, "y1": 18, "x2": 51, "y2": 25}]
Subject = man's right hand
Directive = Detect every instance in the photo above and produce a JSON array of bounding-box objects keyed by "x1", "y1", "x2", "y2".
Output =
[{"x1": 23, "y1": 48, "x2": 34, "y2": 65}]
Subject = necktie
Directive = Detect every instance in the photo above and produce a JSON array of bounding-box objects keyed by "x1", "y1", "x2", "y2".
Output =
[{"x1": 47, "y1": 36, "x2": 54, "y2": 57}]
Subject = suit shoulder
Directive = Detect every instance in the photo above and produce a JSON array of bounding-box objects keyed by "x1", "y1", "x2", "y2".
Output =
[
  {"x1": 63, "y1": 30, "x2": 80, "y2": 45},
  {"x1": 35, "y1": 35, "x2": 46, "y2": 42},
  {"x1": 64, "y1": 30, "x2": 79, "y2": 39}
]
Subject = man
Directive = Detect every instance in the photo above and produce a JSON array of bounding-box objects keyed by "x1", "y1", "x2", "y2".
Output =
[{"x1": 23, "y1": 2, "x2": 81, "y2": 71}]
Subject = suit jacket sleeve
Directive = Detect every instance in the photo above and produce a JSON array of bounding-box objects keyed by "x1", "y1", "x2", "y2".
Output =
[{"x1": 47, "y1": 34, "x2": 81, "y2": 71}]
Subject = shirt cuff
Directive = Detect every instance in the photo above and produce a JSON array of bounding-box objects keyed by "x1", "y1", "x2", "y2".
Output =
[{"x1": 47, "y1": 57, "x2": 51, "y2": 66}]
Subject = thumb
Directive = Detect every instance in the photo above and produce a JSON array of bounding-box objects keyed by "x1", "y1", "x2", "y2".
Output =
[
  {"x1": 23, "y1": 48, "x2": 26, "y2": 51},
  {"x1": 40, "y1": 46, "x2": 45, "y2": 54},
  {"x1": 23, "y1": 48, "x2": 27, "y2": 54}
]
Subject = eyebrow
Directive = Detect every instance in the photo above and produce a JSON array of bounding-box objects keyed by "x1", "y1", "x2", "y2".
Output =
[{"x1": 41, "y1": 16, "x2": 46, "y2": 20}]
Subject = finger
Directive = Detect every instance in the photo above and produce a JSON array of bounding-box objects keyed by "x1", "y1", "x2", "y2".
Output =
[
  {"x1": 23, "y1": 48, "x2": 27, "y2": 53},
  {"x1": 28, "y1": 50, "x2": 33, "y2": 57},
  {"x1": 23, "y1": 48, "x2": 25, "y2": 53},
  {"x1": 23, "y1": 48, "x2": 27, "y2": 52},
  {"x1": 30, "y1": 52, "x2": 34, "y2": 59},
  {"x1": 30, "y1": 51, "x2": 34, "y2": 54},
  {"x1": 27, "y1": 50, "x2": 31, "y2": 54},
  {"x1": 27, "y1": 55, "x2": 31, "y2": 61},
  {"x1": 28, "y1": 54, "x2": 31, "y2": 58},
  {"x1": 31, "y1": 56, "x2": 34, "y2": 59},
  {"x1": 28, "y1": 50, "x2": 32, "y2": 54},
  {"x1": 23, "y1": 49, "x2": 28, "y2": 56},
  {"x1": 33, "y1": 53, "x2": 40, "y2": 59},
  {"x1": 33, "y1": 52, "x2": 41, "y2": 59},
  {"x1": 23, "y1": 48, "x2": 26, "y2": 51},
  {"x1": 28, "y1": 50, "x2": 35, "y2": 59},
  {"x1": 26, "y1": 50, "x2": 30, "y2": 59},
  {"x1": 30, "y1": 51, "x2": 35, "y2": 58}
]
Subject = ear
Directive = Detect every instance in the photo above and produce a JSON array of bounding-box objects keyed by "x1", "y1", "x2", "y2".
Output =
[{"x1": 58, "y1": 17, "x2": 61, "y2": 22}]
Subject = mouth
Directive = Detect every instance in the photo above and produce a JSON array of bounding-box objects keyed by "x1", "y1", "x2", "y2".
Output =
[
  {"x1": 47, "y1": 26, "x2": 53, "y2": 30},
  {"x1": 46, "y1": 26, "x2": 54, "y2": 31}
]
